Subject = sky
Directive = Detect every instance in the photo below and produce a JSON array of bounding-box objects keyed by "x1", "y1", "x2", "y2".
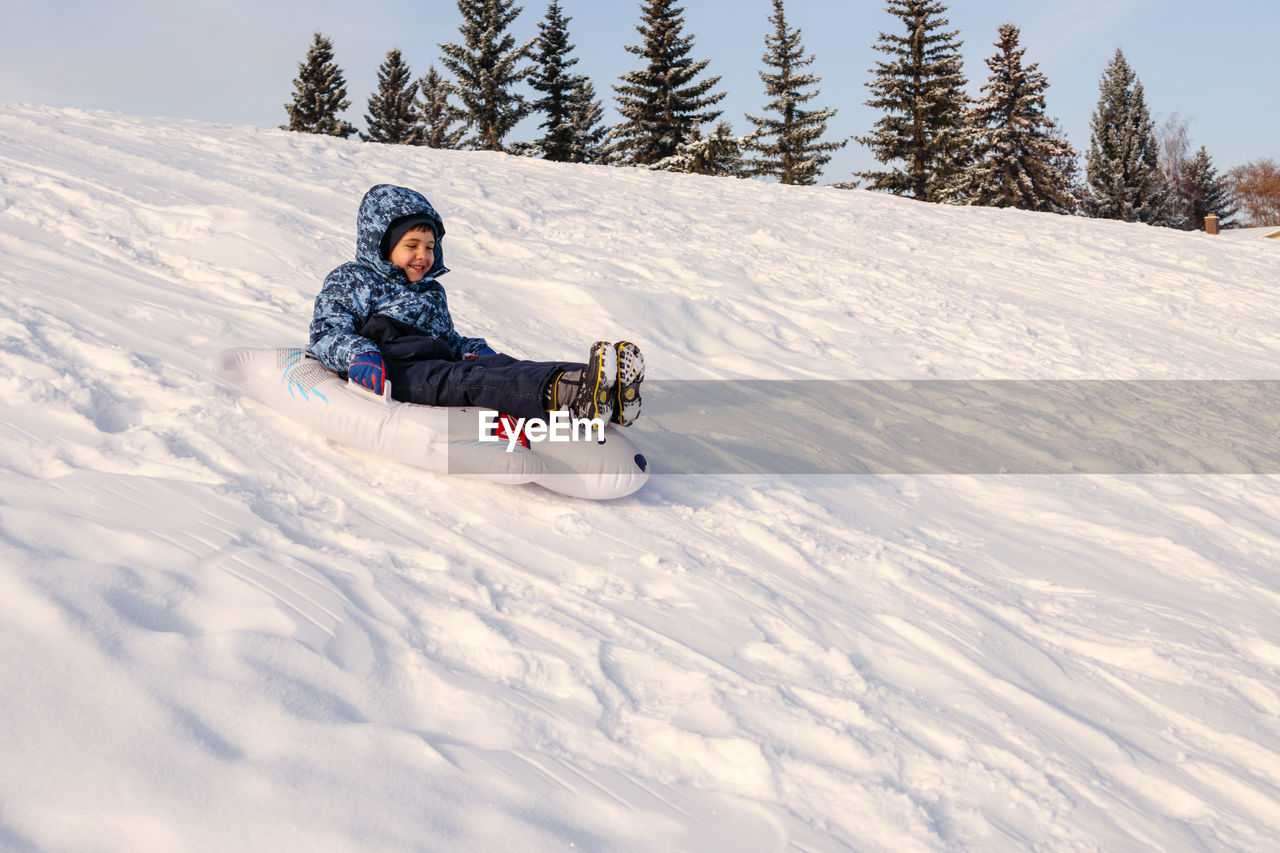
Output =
[{"x1": 2, "y1": 0, "x2": 1276, "y2": 184}]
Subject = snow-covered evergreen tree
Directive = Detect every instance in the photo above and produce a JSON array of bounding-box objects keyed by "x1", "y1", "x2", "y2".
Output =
[
  {"x1": 608, "y1": 0, "x2": 725, "y2": 167},
  {"x1": 565, "y1": 79, "x2": 607, "y2": 164},
  {"x1": 528, "y1": 1, "x2": 604, "y2": 162},
  {"x1": 438, "y1": 0, "x2": 535, "y2": 152},
  {"x1": 417, "y1": 66, "x2": 468, "y2": 149},
  {"x1": 1181, "y1": 146, "x2": 1238, "y2": 230},
  {"x1": 957, "y1": 23, "x2": 1077, "y2": 212},
  {"x1": 744, "y1": 0, "x2": 844, "y2": 185},
  {"x1": 651, "y1": 121, "x2": 745, "y2": 177},
  {"x1": 1045, "y1": 121, "x2": 1086, "y2": 215},
  {"x1": 361, "y1": 49, "x2": 424, "y2": 144},
  {"x1": 1084, "y1": 49, "x2": 1171, "y2": 224},
  {"x1": 281, "y1": 32, "x2": 356, "y2": 138},
  {"x1": 853, "y1": 0, "x2": 969, "y2": 201}
]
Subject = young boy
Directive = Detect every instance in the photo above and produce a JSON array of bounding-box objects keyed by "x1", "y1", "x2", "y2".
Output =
[{"x1": 309, "y1": 184, "x2": 643, "y2": 426}]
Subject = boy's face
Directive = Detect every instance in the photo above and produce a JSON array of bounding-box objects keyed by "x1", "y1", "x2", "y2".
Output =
[{"x1": 389, "y1": 226, "x2": 436, "y2": 282}]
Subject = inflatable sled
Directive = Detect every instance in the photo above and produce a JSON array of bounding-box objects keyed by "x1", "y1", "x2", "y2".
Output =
[{"x1": 207, "y1": 347, "x2": 650, "y2": 500}]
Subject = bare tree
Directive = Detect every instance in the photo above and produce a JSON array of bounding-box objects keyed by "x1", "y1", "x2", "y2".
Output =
[
  {"x1": 1158, "y1": 115, "x2": 1192, "y2": 180},
  {"x1": 1230, "y1": 158, "x2": 1280, "y2": 226},
  {"x1": 1157, "y1": 113, "x2": 1193, "y2": 226}
]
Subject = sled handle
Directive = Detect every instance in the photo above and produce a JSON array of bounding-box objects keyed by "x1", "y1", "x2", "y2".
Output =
[{"x1": 347, "y1": 378, "x2": 397, "y2": 407}]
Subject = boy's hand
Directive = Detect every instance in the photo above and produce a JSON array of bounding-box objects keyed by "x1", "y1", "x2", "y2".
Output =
[{"x1": 349, "y1": 351, "x2": 387, "y2": 395}]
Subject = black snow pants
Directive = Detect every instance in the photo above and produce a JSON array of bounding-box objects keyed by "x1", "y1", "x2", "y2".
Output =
[{"x1": 359, "y1": 316, "x2": 583, "y2": 420}]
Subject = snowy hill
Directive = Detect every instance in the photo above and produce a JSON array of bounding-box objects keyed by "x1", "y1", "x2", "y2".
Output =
[{"x1": 2, "y1": 102, "x2": 1280, "y2": 851}]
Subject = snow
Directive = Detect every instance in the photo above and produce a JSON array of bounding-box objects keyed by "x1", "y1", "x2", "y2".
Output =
[
  {"x1": 1216, "y1": 225, "x2": 1280, "y2": 242},
  {"x1": 2, "y1": 101, "x2": 1280, "y2": 851}
]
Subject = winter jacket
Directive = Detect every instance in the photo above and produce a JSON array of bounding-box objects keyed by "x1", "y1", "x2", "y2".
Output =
[{"x1": 309, "y1": 184, "x2": 493, "y2": 372}]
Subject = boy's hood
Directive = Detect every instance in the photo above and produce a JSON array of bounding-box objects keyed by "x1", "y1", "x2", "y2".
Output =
[{"x1": 355, "y1": 184, "x2": 448, "y2": 281}]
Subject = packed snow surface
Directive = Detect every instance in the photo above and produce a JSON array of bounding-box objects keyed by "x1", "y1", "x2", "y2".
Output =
[{"x1": 2, "y1": 103, "x2": 1280, "y2": 851}]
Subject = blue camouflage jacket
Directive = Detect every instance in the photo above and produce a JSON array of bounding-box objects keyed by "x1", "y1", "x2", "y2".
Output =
[{"x1": 309, "y1": 184, "x2": 493, "y2": 372}]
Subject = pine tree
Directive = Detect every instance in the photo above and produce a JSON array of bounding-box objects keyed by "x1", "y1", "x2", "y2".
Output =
[
  {"x1": 439, "y1": 0, "x2": 535, "y2": 152},
  {"x1": 361, "y1": 49, "x2": 425, "y2": 144},
  {"x1": 958, "y1": 23, "x2": 1077, "y2": 212},
  {"x1": 281, "y1": 32, "x2": 356, "y2": 138},
  {"x1": 1046, "y1": 121, "x2": 1086, "y2": 215},
  {"x1": 1084, "y1": 49, "x2": 1171, "y2": 224},
  {"x1": 744, "y1": 0, "x2": 844, "y2": 185},
  {"x1": 1181, "y1": 146, "x2": 1238, "y2": 230},
  {"x1": 565, "y1": 79, "x2": 607, "y2": 163},
  {"x1": 652, "y1": 121, "x2": 746, "y2": 177},
  {"x1": 528, "y1": 1, "x2": 604, "y2": 162},
  {"x1": 608, "y1": 0, "x2": 726, "y2": 167},
  {"x1": 417, "y1": 66, "x2": 468, "y2": 149},
  {"x1": 854, "y1": 0, "x2": 969, "y2": 201}
]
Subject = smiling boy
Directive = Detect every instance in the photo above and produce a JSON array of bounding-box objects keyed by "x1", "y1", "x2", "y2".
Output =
[
  {"x1": 309, "y1": 184, "x2": 642, "y2": 425},
  {"x1": 387, "y1": 223, "x2": 435, "y2": 283}
]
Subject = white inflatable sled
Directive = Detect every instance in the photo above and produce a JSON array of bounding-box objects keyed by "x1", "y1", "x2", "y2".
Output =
[{"x1": 207, "y1": 347, "x2": 650, "y2": 500}]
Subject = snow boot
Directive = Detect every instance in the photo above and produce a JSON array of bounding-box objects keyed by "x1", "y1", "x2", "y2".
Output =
[
  {"x1": 612, "y1": 341, "x2": 644, "y2": 426},
  {"x1": 545, "y1": 341, "x2": 617, "y2": 422}
]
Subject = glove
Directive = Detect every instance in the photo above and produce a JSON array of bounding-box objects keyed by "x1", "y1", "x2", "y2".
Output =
[{"x1": 349, "y1": 351, "x2": 386, "y2": 395}]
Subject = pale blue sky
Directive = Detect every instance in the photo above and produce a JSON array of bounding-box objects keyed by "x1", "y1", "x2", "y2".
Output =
[{"x1": 2, "y1": 0, "x2": 1276, "y2": 183}]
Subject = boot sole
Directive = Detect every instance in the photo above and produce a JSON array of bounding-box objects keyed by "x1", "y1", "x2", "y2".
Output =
[
  {"x1": 579, "y1": 341, "x2": 617, "y2": 422},
  {"x1": 613, "y1": 341, "x2": 644, "y2": 426}
]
